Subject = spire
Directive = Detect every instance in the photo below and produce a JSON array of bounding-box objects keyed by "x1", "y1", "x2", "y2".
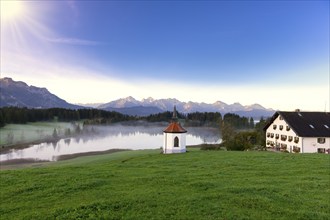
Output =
[{"x1": 172, "y1": 105, "x2": 178, "y2": 121}]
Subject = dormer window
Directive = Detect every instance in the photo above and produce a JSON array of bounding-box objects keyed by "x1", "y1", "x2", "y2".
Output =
[
  {"x1": 279, "y1": 125, "x2": 283, "y2": 130},
  {"x1": 273, "y1": 125, "x2": 277, "y2": 130},
  {"x1": 309, "y1": 124, "x2": 315, "y2": 129},
  {"x1": 324, "y1": 125, "x2": 329, "y2": 129}
]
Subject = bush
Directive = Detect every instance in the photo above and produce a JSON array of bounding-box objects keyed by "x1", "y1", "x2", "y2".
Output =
[
  {"x1": 200, "y1": 144, "x2": 222, "y2": 151},
  {"x1": 222, "y1": 131, "x2": 259, "y2": 151}
]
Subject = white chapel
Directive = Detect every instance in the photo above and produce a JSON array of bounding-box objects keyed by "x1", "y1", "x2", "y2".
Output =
[{"x1": 163, "y1": 106, "x2": 187, "y2": 154}]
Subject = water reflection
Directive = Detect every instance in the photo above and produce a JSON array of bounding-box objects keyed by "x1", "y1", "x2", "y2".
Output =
[{"x1": 0, "y1": 125, "x2": 221, "y2": 162}]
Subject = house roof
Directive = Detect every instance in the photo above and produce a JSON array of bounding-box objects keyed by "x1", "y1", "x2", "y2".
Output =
[
  {"x1": 264, "y1": 111, "x2": 330, "y2": 137},
  {"x1": 164, "y1": 122, "x2": 187, "y2": 133}
]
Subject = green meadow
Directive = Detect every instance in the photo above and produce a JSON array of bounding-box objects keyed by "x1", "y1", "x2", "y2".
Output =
[{"x1": 0, "y1": 150, "x2": 329, "y2": 219}]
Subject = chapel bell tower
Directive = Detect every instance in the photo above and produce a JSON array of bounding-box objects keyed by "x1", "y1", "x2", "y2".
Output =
[{"x1": 163, "y1": 106, "x2": 187, "y2": 154}]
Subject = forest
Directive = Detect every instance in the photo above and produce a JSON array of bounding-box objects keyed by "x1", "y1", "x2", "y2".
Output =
[
  {"x1": 0, "y1": 107, "x2": 256, "y2": 130},
  {"x1": 0, "y1": 107, "x2": 133, "y2": 127}
]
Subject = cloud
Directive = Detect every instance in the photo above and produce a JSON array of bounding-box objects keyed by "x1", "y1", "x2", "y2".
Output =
[{"x1": 46, "y1": 37, "x2": 102, "y2": 46}]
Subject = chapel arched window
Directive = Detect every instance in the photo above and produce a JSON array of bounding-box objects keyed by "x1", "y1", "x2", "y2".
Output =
[{"x1": 174, "y1": 136, "x2": 179, "y2": 147}]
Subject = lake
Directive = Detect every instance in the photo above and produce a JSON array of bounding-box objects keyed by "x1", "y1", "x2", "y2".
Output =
[{"x1": 0, "y1": 125, "x2": 221, "y2": 162}]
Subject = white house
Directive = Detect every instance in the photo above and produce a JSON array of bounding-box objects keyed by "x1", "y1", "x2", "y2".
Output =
[
  {"x1": 163, "y1": 106, "x2": 187, "y2": 154},
  {"x1": 264, "y1": 111, "x2": 330, "y2": 153}
]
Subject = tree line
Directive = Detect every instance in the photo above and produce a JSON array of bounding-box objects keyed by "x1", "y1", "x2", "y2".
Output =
[
  {"x1": 0, "y1": 107, "x2": 258, "y2": 131},
  {"x1": 0, "y1": 107, "x2": 134, "y2": 127},
  {"x1": 144, "y1": 111, "x2": 254, "y2": 128}
]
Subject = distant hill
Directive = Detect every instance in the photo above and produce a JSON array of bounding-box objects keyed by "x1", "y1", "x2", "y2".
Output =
[
  {"x1": 104, "y1": 106, "x2": 164, "y2": 116},
  {"x1": 0, "y1": 77, "x2": 82, "y2": 109},
  {"x1": 75, "y1": 103, "x2": 104, "y2": 108},
  {"x1": 98, "y1": 96, "x2": 275, "y2": 119}
]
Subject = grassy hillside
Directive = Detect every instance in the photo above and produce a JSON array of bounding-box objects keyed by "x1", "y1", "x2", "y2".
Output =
[{"x1": 0, "y1": 150, "x2": 329, "y2": 219}]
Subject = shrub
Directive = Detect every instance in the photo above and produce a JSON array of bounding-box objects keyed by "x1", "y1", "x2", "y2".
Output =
[
  {"x1": 222, "y1": 131, "x2": 260, "y2": 151},
  {"x1": 200, "y1": 144, "x2": 222, "y2": 151}
]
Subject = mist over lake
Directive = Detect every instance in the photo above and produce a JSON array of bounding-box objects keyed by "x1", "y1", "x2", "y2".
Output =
[{"x1": 0, "y1": 124, "x2": 221, "y2": 162}]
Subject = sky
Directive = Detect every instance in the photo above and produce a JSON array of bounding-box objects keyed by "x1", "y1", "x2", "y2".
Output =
[{"x1": 1, "y1": 0, "x2": 329, "y2": 111}]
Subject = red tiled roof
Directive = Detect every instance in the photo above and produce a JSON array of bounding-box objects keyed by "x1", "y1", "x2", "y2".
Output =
[{"x1": 164, "y1": 122, "x2": 187, "y2": 133}]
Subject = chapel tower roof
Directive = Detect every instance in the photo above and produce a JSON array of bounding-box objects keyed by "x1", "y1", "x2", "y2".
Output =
[{"x1": 163, "y1": 105, "x2": 187, "y2": 133}]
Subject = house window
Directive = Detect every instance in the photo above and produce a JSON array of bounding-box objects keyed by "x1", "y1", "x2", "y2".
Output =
[
  {"x1": 275, "y1": 134, "x2": 279, "y2": 139},
  {"x1": 174, "y1": 136, "x2": 179, "y2": 147},
  {"x1": 288, "y1": 136, "x2": 293, "y2": 142},
  {"x1": 317, "y1": 138, "x2": 325, "y2": 144},
  {"x1": 286, "y1": 126, "x2": 290, "y2": 131},
  {"x1": 280, "y1": 143, "x2": 287, "y2": 151},
  {"x1": 273, "y1": 125, "x2": 277, "y2": 130},
  {"x1": 279, "y1": 125, "x2": 283, "y2": 130},
  {"x1": 267, "y1": 133, "x2": 270, "y2": 137},
  {"x1": 293, "y1": 146, "x2": 301, "y2": 153},
  {"x1": 279, "y1": 116, "x2": 283, "y2": 120},
  {"x1": 294, "y1": 137, "x2": 299, "y2": 143},
  {"x1": 317, "y1": 148, "x2": 325, "y2": 153},
  {"x1": 270, "y1": 133, "x2": 274, "y2": 138},
  {"x1": 281, "y1": 135, "x2": 287, "y2": 141}
]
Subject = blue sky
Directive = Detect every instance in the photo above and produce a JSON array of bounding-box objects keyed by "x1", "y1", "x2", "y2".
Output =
[{"x1": 1, "y1": 0, "x2": 329, "y2": 111}]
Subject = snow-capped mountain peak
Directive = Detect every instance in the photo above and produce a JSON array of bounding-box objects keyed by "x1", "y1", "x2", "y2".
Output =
[
  {"x1": 142, "y1": 97, "x2": 155, "y2": 104},
  {"x1": 97, "y1": 96, "x2": 274, "y2": 118}
]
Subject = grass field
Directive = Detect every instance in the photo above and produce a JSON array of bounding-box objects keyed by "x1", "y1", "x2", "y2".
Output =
[
  {"x1": 0, "y1": 122, "x2": 76, "y2": 147},
  {"x1": 0, "y1": 150, "x2": 329, "y2": 219}
]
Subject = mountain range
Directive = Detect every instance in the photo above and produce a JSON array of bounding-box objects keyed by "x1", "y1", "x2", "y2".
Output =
[
  {"x1": 96, "y1": 96, "x2": 274, "y2": 118},
  {"x1": 0, "y1": 77, "x2": 274, "y2": 118},
  {"x1": 0, "y1": 77, "x2": 81, "y2": 109}
]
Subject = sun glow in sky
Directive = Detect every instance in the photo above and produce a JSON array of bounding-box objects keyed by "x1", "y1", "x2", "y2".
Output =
[
  {"x1": 1, "y1": 1, "x2": 329, "y2": 111},
  {"x1": 0, "y1": 0, "x2": 24, "y2": 21}
]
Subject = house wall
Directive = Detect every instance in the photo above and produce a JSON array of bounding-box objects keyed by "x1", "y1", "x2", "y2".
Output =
[
  {"x1": 163, "y1": 132, "x2": 186, "y2": 154},
  {"x1": 266, "y1": 115, "x2": 330, "y2": 153},
  {"x1": 266, "y1": 115, "x2": 302, "y2": 152},
  {"x1": 302, "y1": 137, "x2": 330, "y2": 153}
]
